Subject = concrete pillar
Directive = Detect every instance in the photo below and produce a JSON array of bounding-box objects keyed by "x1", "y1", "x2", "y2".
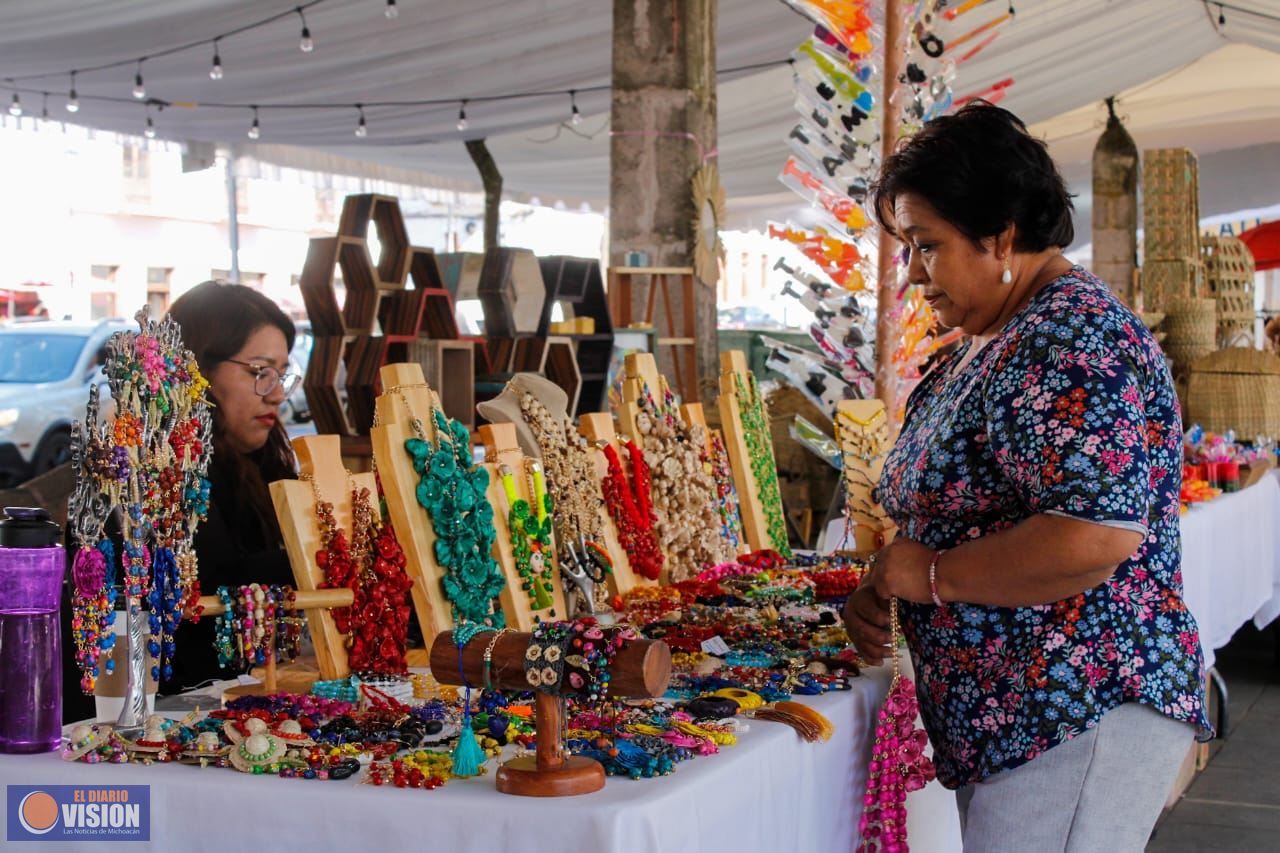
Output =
[{"x1": 609, "y1": 0, "x2": 719, "y2": 400}]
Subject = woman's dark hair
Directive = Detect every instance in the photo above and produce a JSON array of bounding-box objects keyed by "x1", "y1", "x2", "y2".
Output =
[
  {"x1": 872, "y1": 101, "x2": 1074, "y2": 252},
  {"x1": 167, "y1": 281, "x2": 297, "y2": 541}
]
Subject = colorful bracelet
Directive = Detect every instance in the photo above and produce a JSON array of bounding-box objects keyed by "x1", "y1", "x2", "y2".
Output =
[{"x1": 929, "y1": 550, "x2": 947, "y2": 608}]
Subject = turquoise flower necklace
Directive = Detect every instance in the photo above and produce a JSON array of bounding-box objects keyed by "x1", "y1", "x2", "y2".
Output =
[{"x1": 395, "y1": 390, "x2": 505, "y2": 628}]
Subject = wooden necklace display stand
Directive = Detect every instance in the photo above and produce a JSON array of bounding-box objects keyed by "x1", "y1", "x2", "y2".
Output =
[
  {"x1": 368, "y1": 363, "x2": 457, "y2": 638},
  {"x1": 717, "y1": 350, "x2": 788, "y2": 554},
  {"x1": 578, "y1": 412, "x2": 645, "y2": 595},
  {"x1": 678, "y1": 401, "x2": 748, "y2": 557},
  {"x1": 429, "y1": 629, "x2": 672, "y2": 796},
  {"x1": 267, "y1": 434, "x2": 382, "y2": 684},
  {"x1": 833, "y1": 399, "x2": 897, "y2": 553},
  {"x1": 476, "y1": 422, "x2": 570, "y2": 630}
]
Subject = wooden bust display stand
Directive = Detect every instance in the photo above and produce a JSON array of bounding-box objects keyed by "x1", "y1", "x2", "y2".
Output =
[
  {"x1": 267, "y1": 434, "x2": 378, "y2": 681},
  {"x1": 717, "y1": 350, "x2": 785, "y2": 553},
  {"x1": 578, "y1": 412, "x2": 645, "y2": 595},
  {"x1": 430, "y1": 629, "x2": 671, "y2": 797},
  {"x1": 679, "y1": 401, "x2": 748, "y2": 557},
  {"x1": 476, "y1": 422, "x2": 569, "y2": 629},
  {"x1": 834, "y1": 399, "x2": 897, "y2": 554},
  {"x1": 369, "y1": 363, "x2": 455, "y2": 637},
  {"x1": 616, "y1": 352, "x2": 665, "y2": 445}
]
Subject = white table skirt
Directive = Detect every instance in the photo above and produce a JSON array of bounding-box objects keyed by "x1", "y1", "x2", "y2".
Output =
[
  {"x1": 0, "y1": 670, "x2": 901, "y2": 853},
  {"x1": 1179, "y1": 473, "x2": 1280, "y2": 670}
]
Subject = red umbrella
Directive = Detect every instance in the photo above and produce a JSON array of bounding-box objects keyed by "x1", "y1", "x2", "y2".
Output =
[{"x1": 1238, "y1": 221, "x2": 1280, "y2": 271}]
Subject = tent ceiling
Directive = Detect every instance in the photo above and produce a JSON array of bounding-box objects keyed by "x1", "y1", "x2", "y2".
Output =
[{"x1": 1, "y1": 0, "x2": 1279, "y2": 224}]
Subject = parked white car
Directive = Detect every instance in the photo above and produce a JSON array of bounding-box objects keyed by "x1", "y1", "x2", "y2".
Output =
[{"x1": 0, "y1": 319, "x2": 132, "y2": 486}]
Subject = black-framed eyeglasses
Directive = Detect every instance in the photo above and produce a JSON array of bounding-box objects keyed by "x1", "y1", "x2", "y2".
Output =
[{"x1": 223, "y1": 359, "x2": 301, "y2": 398}]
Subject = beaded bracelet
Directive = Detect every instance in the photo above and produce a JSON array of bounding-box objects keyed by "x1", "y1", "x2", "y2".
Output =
[{"x1": 214, "y1": 586, "x2": 237, "y2": 668}]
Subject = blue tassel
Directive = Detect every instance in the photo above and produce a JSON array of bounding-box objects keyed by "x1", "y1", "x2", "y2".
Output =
[{"x1": 451, "y1": 717, "x2": 484, "y2": 777}]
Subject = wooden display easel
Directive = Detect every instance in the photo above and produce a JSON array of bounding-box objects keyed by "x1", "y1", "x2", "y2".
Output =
[
  {"x1": 268, "y1": 435, "x2": 381, "y2": 680},
  {"x1": 578, "y1": 412, "x2": 645, "y2": 594},
  {"x1": 717, "y1": 350, "x2": 786, "y2": 553},
  {"x1": 430, "y1": 629, "x2": 671, "y2": 797},
  {"x1": 680, "y1": 402, "x2": 748, "y2": 557},
  {"x1": 368, "y1": 363, "x2": 455, "y2": 637},
  {"x1": 607, "y1": 266, "x2": 699, "y2": 402},
  {"x1": 616, "y1": 352, "x2": 667, "y2": 443},
  {"x1": 834, "y1": 399, "x2": 896, "y2": 553},
  {"x1": 477, "y1": 422, "x2": 569, "y2": 629}
]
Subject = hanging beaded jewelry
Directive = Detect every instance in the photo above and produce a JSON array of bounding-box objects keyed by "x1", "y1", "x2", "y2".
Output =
[
  {"x1": 732, "y1": 372, "x2": 791, "y2": 557},
  {"x1": 600, "y1": 440, "x2": 664, "y2": 581},
  {"x1": 834, "y1": 406, "x2": 894, "y2": 551},
  {"x1": 391, "y1": 386, "x2": 505, "y2": 628},
  {"x1": 706, "y1": 431, "x2": 745, "y2": 551},
  {"x1": 856, "y1": 596, "x2": 936, "y2": 852},
  {"x1": 497, "y1": 461, "x2": 555, "y2": 615}
]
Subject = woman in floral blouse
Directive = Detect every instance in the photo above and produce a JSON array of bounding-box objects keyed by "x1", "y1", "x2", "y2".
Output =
[{"x1": 843, "y1": 102, "x2": 1210, "y2": 852}]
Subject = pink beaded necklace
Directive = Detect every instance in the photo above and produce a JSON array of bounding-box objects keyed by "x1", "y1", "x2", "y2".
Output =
[{"x1": 857, "y1": 597, "x2": 936, "y2": 852}]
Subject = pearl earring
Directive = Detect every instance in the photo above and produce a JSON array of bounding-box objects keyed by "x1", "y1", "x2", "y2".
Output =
[{"x1": 1001, "y1": 266, "x2": 1012, "y2": 284}]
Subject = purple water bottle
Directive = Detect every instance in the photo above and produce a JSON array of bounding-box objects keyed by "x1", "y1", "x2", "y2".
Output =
[{"x1": 0, "y1": 507, "x2": 64, "y2": 753}]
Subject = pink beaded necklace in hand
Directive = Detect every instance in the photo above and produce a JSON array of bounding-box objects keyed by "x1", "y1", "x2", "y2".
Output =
[{"x1": 857, "y1": 597, "x2": 936, "y2": 852}]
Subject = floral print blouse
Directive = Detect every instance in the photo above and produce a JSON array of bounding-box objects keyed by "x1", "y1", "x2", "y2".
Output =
[{"x1": 880, "y1": 267, "x2": 1211, "y2": 789}]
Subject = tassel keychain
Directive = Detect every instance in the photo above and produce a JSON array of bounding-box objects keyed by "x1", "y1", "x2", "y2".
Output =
[
  {"x1": 451, "y1": 627, "x2": 491, "y2": 777},
  {"x1": 856, "y1": 597, "x2": 936, "y2": 852}
]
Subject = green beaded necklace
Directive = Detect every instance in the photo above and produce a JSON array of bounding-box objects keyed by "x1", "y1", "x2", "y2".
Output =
[
  {"x1": 733, "y1": 372, "x2": 792, "y2": 557},
  {"x1": 402, "y1": 402, "x2": 506, "y2": 628},
  {"x1": 499, "y1": 461, "x2": 556, "y2": 615}
]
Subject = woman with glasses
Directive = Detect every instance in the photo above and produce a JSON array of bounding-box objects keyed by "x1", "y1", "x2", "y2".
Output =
[{"x1": 161, "y1": 280, "x2": 302, "y2": 693}]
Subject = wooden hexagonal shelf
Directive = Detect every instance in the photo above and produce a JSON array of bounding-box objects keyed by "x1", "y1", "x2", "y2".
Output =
[
  {"x1": 298, "y1": 235, "x2": 381, "y2": 335},
  {"x1": 338, "y1": 194, "x2": 411, "y2": 290},
  {"x1": 377, "y1": 248, "x2": 460, "y2": 339}
]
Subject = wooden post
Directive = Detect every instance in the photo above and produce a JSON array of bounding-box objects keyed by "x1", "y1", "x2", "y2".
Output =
[
  {"x1": 609, "y1": 0, "x2": 719, "y2": 398},
  {"x1": 477, "y1": 422, "x2": 569, "y2": 629},
  {"x1": 431, "y1": 629, "x2": 671, "y2": 797},
  {"x1": 873, "y1": 0, "x2": 906, "y2": 414},
  {"x1": 268, "y1": 435, "x2": 377, "y2": 680}
]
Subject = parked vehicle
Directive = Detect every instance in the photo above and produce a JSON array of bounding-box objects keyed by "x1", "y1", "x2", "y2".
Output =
[{"x1": 0, "y1": 319, "x2": 131, "y2": 486}]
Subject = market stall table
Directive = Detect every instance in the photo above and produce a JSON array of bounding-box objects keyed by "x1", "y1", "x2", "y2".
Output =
[{"x1": 0, "y1": 673, "x2": 891, "y2": 853}]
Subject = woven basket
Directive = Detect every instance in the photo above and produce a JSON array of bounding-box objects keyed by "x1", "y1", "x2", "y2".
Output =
[
  {"x1": 1202, "y1": 235, "x2": 1256, "y2": 347},
  {"x1": 1143, "y1": 148, "x2": 1201, "y2": 260},
  {"x1": 1141, "y1": 259, "x2": 1205, "y2": 310},
  {"x1": 1186, "y1": 348, "x2": 1280, "y2": 438},
  {"x1": 1162, "y1": 297, "x2": 1216, "y2": 378}
]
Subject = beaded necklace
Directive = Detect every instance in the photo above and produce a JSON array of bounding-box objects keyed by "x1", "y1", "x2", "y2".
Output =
[
  {"x1": 497, "y1": 461, "x2": 556, "y2": 615},
  {"x1": 833, "y1": 406, "x2": 893, "y2": 550},
  {"x1": 732, "y1": 372, "x2": 791, "y2": 557},
  {"x1": 395, "y1": 389, "x2": 505, "y2": 628},
  {"x1": 857, "y1": 597, "x2": 936, "y2": 851},
  {"x1": 706, "y1": 431, "x2": 744, "y2": 552},
  {"x1": 600, "y1": 440, "x2": 664, "y2": 581},
  {"x1": 517, "y1": 392, "x2": 611, "y2": 603}
]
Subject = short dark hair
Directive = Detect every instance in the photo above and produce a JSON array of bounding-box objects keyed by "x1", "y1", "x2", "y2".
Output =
[{"x1": 872, "y1": 101, "x2": 1074, "y2": 252}]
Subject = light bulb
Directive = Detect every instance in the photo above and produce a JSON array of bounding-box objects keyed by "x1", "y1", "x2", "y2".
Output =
[
  {"x1": 571, "y1": 105, "x2": 582, "y2": 125},
  {"x1": 248, "y1": 116, "x2": 260, "y2": 140},
  {"x1": 210, "y1": 48, "x2": 224, "y2": 80},
  {"x1": 66, "y1": 91, "x2": 79, "y2": 113},
  {"x1": 385, "y1": 0, "x2": 399, "y2": 19},
  {"x1": 355, "y1": 106, "x2": 367, "y2": 138},
  {"x1": 133, "y1": 72, "x2": 146, "y2": 100},
  {"x1": 457, "y1": 104, "x2": 468, "y2": 132},
  {"x1": 8, "y1": 93, "x2": 21, "y2": 117},
  {"x1": 569, "y1": 91, "x2": 582, "y2": 125},
  {"x1": 300, "y1": 27, "x2": 314, "y2": 52},
  {"x1": 144, "y1": 116, "x2": 156, "y2": 139}
]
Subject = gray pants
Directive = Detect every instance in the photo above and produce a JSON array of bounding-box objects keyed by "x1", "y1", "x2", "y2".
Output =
[{"x1": 955, "y1": 702, "x2": 1193, "y2": 853}]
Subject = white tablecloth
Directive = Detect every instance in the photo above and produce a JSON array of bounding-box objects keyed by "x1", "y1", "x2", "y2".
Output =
[
  {"x1": 0, "y1": 671, "x2": 906, "y2": 853},
  {"x1": 1179, "y1": 473, "x2": 1280, "y2": 670}
]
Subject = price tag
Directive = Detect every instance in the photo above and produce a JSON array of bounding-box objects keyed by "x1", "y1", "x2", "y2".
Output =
[{"x1": 700, "y1": 636, "x2": 731, "y2": 656}]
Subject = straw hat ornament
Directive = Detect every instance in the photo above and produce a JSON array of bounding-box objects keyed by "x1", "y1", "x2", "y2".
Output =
[
  {"x1": 63, "y1": 724, "x2": 103, "y2": 761},
  {"x1": 224, "y1": 715, "x2": 269, "y2": 745},
  {"x1": 180, "y1": 730, "x2": 230, "y2": 767},
  {"x1": 229, "y1": 732, "x2": 286, "y2": 774},
  {"x1": 270, "y1": 719, "x2": 314, "y2": 746}
]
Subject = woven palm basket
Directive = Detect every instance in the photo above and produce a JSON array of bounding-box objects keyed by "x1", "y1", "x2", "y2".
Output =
[
  {"x1": 1186, "y1": 348, "x2": 1280, "y2": 438},
  {"x1": 1162, "y1": 297, "x2": 1216, "y2": 377},
  {"x1": 1201, "y1": 235, "x2": 1256, "y2": 347}
]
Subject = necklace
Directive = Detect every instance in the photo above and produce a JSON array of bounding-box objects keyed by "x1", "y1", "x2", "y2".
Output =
[
  {"x1": 498, "y1": 461, "x2": 556, "y2": 615},
  {"x1": 833, "y1": 406, "x2": 892, "y2": 549},
  {"x1": 398, "y1": 393, "x2": 505, "y2": 628},
  {"x1": 518, "y1": 392, "x2": 612, "y2": 603},
  {"x1": 601, "y1": 440, "x2": 664, "y2": 581},
  {"x1": 706, "y1": 431, "x2": 744, "y2": 552},
  {"x1": 732, "y1": 372, "x2": 791, "y2": 557}
]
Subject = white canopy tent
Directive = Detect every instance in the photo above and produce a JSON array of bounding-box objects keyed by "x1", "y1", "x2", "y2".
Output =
[{"x1": 1, "y1": 0, "x2": 1278, "y2": 240}]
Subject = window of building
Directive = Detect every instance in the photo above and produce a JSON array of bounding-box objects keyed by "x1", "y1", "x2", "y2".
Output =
[
  {"x1": 122, "y1": 145, "x2": 149, "y2": 180},
  {"x1": 146, "y1": 267, "x2": 172, "y2": 316},
  {"x1": 90, "y1": 264, "x2": 118, "y2": 284},
  {"x1": 90, "y1": 291, "x2": 117, "y2": 320}
]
